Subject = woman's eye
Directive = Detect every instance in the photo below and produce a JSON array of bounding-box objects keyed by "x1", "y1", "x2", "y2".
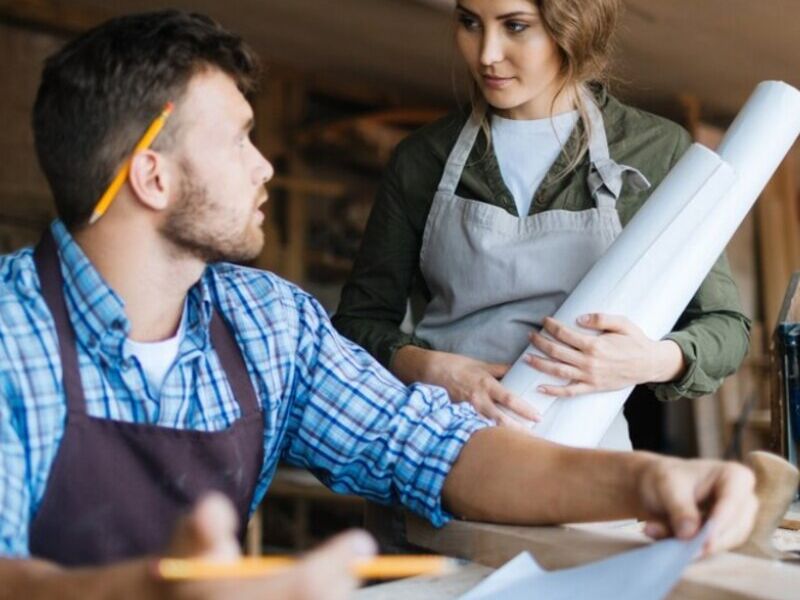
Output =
[
  {"x1": 457, "y1": 14, "x2": 480, "y2": 31},
  {"x1": 505, "y1": 20, "x2": 529, "y2": 34}
]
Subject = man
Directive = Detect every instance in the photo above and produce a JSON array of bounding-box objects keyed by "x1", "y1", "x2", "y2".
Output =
[{"x1": 0, "y1": 10, "x2": 756, "y2": 600}]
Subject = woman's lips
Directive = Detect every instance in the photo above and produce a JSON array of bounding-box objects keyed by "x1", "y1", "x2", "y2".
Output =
[{"x1": 482, "y1": 75, "x2": 514, "y2": 90}]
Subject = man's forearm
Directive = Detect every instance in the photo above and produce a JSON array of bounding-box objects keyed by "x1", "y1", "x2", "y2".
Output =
[
  {"x1": 0, "y1": 558, "x2": 154, "y2": 600},
  {"x1": 442, "y1": 427, "x2": 656, "y2": 525}
]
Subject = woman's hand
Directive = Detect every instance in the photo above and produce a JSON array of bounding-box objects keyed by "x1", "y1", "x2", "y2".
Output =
[
  {"x1": 391, "y1": 346, "x2": 540, "y2": 427},
  {"x1": 526, "y1": 313, "x2": 686, "y2": 397}
]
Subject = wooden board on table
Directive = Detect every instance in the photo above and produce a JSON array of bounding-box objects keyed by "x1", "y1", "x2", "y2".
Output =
[
  {"x1": 355, "y1": 563, "x2": 491, "y2": 600},
  {"x1": 781, "y1": 501, "x2": 800, "y2": 531},
  {"x1": 404, "y1": 514, "x2": 800, "y2": 600}
]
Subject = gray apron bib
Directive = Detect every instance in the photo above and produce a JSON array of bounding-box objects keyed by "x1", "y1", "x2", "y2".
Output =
[{"x1": 414, "y1": 95, "x2": 650, "y2": 450}]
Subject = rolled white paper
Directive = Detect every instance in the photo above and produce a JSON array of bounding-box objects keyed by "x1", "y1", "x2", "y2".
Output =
[{"x1": 501, "y1": 81, "x2": 800, "y2": 448}]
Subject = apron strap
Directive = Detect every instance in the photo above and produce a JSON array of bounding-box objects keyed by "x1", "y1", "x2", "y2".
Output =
[
  {"x1": 33, "y1": 228, "x2": 261, "y2": 419},
  {"x1": 34, "y1": 229, "x2": 88, "y2": 415},
  {"x1": 436, "y1": 104, "x2": 486, "y2": 195},
  {"x1": 580, "y1": 88, "x2": 651, "y2": 210},
  {"x1": 437, "y1": 90, "x2": 652, "y2": 210},
  {"x1": 209, "y1": 311, "x2": 260, "y2": 418}
]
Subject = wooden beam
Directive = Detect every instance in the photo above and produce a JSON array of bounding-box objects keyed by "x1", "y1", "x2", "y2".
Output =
[
  {"x1": 0, "y1": 0, "x2": 107, "y2": 35},
  {"x1": 757, "y1": 152, "x2": 800, "y2": 332},
  {"x1": 269, "y1": 176, "x2": 346, "y2": 198}
]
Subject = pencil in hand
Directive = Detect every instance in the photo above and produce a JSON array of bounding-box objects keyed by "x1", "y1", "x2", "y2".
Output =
[{"x1": 155, "y1": 554, "x2": 460, "y2": 581}]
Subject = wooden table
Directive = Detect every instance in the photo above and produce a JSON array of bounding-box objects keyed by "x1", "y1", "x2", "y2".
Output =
[{"x1": 355, "y1": 515, "x2": 800, "y2": 599}]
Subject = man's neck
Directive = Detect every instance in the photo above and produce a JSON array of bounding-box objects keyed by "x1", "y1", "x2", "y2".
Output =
[{"x1": 72, "y1": 219, "x2": 206, "y2": 343}]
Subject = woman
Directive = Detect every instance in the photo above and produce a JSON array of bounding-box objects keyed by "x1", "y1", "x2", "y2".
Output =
[{"x1": 333, "y1": 0, "x2": 750, "y2": 451}]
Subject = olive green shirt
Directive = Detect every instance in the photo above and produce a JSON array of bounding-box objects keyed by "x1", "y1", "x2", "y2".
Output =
[{"x1": 333, "y1": 89, "x2": 751, "y2": 402}]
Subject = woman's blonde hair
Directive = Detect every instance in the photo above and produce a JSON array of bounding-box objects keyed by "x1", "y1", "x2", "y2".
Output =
[{"x1": 469, "y1": 0, "x2": 621, "y2": 179}]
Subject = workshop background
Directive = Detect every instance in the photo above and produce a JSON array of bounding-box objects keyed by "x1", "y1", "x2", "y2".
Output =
[{"x1": 1, "y1": 0, "x2": 799, "y2": 554}]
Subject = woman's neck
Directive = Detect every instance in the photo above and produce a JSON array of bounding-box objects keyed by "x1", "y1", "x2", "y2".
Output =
[{"x1": 496, "y1": 83, "x2": 579, "y2": 120}]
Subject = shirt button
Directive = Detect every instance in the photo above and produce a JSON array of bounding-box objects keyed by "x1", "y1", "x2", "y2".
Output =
[{"x1": 111, "y1": 319, "x2": 124, "y2": 331}]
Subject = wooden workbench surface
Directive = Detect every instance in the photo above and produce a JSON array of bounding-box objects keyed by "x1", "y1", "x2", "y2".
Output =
[{"x1": 355, "y1": 515, "x2": 800, "y2": 599}]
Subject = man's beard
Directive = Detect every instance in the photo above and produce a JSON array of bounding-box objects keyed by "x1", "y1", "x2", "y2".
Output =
[{"x1": 160, "y1": 162, "x2": 264, "y2": 264}]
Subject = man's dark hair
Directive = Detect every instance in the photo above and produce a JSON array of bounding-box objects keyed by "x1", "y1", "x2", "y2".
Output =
[{"x1": 33, "y1": 10, "x2": 261, "y2": 229}]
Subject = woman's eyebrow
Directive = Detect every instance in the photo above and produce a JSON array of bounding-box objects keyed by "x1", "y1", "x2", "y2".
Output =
[{"x1": 455, "y1": 4, "x2": 537, "y2": 20}]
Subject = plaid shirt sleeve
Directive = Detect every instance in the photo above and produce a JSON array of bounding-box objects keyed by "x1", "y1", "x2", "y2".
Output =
[
  {"x1": 280, "y1": 289, "x2": 490, "y2": 527},
  {"x1": 0, "y1": 366, "x2": 32, "y2": 557}
]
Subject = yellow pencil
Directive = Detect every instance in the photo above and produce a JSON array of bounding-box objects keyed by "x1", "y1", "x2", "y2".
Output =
[
  {"x1": 155, "y1": 554, "x2": 459, "y2": 581},
  {"x1": 88, "y1": 101, "x2": 174, "y2": 225}
]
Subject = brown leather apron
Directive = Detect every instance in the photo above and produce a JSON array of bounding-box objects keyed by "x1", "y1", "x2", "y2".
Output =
[{"x1": 28, "y1": 230, "x2": 264, "y2": 566}]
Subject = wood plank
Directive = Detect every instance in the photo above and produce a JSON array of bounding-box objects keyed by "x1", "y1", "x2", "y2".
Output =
[
  {"x1": 356, "y1": 563, "x2": 491, "y2": 600},
  {"x1": 780, "y1": 501, "x2": 800, "y2": 531},
  {"x1": 405, "y1": 515, "x2": 800, "y2": 599},
  {"x1": 758, "y1": 155, "x2": 800, "y2": 332},
  {"x1": 269, "y1": 175, "x2": 346, "y2": 198}
]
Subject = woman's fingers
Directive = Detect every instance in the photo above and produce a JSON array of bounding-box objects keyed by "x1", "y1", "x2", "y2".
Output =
[
  {"x1": 577, "y1": 313, "x2": 634, "y2": 334},
  {"x1": 485, "y1": 362, "x2": 511, "y2": 379},
  {"x1": 462, "y1": 378, "x2": 539, "y2": 425},
  {"x1": 529, "y1": 331, "x2": 586, "y2": 366},
  {"x1": 489, "y1": 383, "x2": 541, "y2": 422},
  {"x1": 525, "y1": 354, "x2": 583, "y2": 382},
  {"x1": 540, "y1": 318, "x2": 594, "y2": 353},
  {"x1": 536, "y1": 382, "x2": 594, "y2": 397}
]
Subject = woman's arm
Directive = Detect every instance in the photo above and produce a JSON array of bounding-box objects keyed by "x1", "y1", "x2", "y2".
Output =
[
  {"x1": 525, "y1": 127, "x2": 750, "y2": 399},
  {"x1": 332, "y1": 144, "x2": 433, "y2": 369},
  {"x1": 333, "y1": 124, "x2": 540, "y2": 424},
  {"x1": 656, "y1": 253, "x2": 751, "y2": 401}
]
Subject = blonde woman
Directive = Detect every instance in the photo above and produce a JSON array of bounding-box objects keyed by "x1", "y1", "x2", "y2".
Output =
[{"x1": 334, "y1": 0, "x2": 749, "y2": 451}]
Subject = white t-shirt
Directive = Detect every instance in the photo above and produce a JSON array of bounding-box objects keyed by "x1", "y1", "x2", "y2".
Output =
[
  {"x1": 124, "y1": 302, "x2": 187, "y2": 393},
  {"x1": 490, "y1": 110, "x2": 579, "y2": 217}
]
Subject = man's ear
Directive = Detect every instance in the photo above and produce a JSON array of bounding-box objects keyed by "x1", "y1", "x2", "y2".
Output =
[{"x1": 128, "y1": 149, "x2": 172, "y2": 211}]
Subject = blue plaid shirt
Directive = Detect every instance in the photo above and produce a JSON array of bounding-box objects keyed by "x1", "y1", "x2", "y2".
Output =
[{"x1": 0, "y1": 221, "x2": 489, "y2": 558}]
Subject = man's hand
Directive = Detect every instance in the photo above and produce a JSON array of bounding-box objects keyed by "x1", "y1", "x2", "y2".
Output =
[
  {"x1": 526, "y1": 314, "x2": 685, "y2": 396},
  {"x1": 392, "y1": 345, "x2": 540, "y2": 427},
  {"x1": 636, "y1": 457, "x2": 758, "y2": 555},
  {"x1": 0, "y1": 494, "x2": 377, "y2": 600},
  {"x1": 159, "y1": 493, "x2": 377, "y2": 599},
  {"x1": 442, "y1": 428, "x2": 757, "y2": 557}
]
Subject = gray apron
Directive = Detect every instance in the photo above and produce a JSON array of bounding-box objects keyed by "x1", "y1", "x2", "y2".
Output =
[{"x1": 414, "y1": 95, "x2": 650, "y2": 450}]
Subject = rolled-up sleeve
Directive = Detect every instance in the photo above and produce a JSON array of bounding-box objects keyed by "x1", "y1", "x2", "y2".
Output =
[
  {"x1": 282, "y1": 290, "x2": 490, "y2": 526},
  {"x1": 656, "y1": 254, "x2": 752, "y2": 401},
  {"x1": 640, "y1": 130, "x2": 751, "y2": 401}
]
